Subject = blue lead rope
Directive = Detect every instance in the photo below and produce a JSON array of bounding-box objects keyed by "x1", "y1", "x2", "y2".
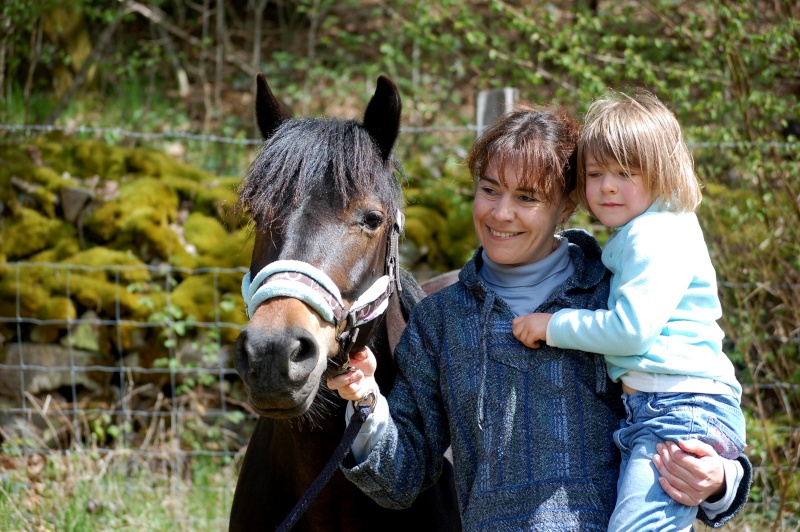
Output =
[{"x1": 275, "y1": 403, "x2": 373, "y2": 532}]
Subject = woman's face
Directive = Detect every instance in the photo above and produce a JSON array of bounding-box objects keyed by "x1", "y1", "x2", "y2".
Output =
[{"x1": 473, "y1": 160, "x2": 573, "y2": 267}]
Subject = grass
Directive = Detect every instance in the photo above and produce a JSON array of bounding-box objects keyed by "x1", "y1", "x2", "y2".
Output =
[{"x1": 0, "y1": 447, "x2": 239, "y2": 531}]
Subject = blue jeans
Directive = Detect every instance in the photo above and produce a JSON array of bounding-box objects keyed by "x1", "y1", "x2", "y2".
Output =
[{"x1": 607, "y1": 392, "x2": 746, "y2": 532}]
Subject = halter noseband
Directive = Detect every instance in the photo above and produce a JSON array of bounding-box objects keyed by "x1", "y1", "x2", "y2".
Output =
[{"x1": 241, "y1": 210, "x2": 404, "y2": 369}]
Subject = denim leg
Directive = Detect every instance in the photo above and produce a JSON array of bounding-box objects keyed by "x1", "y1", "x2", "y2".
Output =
[
  {"x1": 608, "y1": 437, "x2": 696, "y2": 531},
  {"x1": 608, "y1": 393, "x2": 709, "y2": 532}
]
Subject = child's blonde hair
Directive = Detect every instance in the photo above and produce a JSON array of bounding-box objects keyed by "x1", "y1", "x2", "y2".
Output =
[{"x1": 576, "y1": 89, "x2": 702, "y2": 212}]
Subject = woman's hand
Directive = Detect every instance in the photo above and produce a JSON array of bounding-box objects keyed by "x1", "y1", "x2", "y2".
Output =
[
  {"x1": 652, "y1": 439, "x2": 725, "y2": 506},
  {"x1": 326, "y1": 347, "x2": 379, "y2": 402}
]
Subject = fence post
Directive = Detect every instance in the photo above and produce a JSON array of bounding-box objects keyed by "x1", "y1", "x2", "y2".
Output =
[{"x1": 475, "y1": 88, "x2": 519, "y2": 137}]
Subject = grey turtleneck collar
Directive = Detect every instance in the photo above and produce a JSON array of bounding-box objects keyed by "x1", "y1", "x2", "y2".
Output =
[{"x1": 478, "y1": 236, "x2": 575, "y2": 316}]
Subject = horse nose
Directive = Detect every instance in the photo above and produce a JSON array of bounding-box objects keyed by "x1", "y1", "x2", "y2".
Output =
[{"x1": 235, "y1": 326, "x2": 320, "y2": 382}]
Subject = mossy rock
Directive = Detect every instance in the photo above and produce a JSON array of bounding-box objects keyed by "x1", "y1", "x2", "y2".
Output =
[
  {"x1": 82, "y1": 177, "x2": 195, "y2": 267},
  {"x1": 118, "y1": 208, "x2": 197, "y2": 268},
  {"x1": 61, "y1": 247, "x2": 152, "y2": 284},
  {"x1": 55, "y1": 273, "x2": 148, "y2": 319},
  {"x1": 0, "y1": 263, "x2": 53, "y2": 318},
  {"x1": 72, "y1": 139, "x2": 128, "y2": 180},
  {"x1": 403, "y1": 205, "x2": 450, "y2": 270},
  {"x1": 28, "y1": 297, "x2": 77, "y2": 344},
  {"x1": 168, "y1": 276, "x2": 247, "y2": 344},
  {"x1": 170, "y1": 274, "x2": 218, "y2": 323},
  {"x1": 0, "y1": 164, "x2": 67, "y2": 219},
  {"x1": 1, "y1": 208, "x2": 69, "y2": 260},
  {"x1": 126, "y1": 147, "x2": 213, "y2": 182},
  {"x1": 42, "y1": 296, "x2": 77, "y2": 321},
  {"x1": 125, "y1": 147, "x2": 179, "y2": 177},
  {"x1": 196, "y1": 178, "x2": 246, "y2": 229},
  {"x1": 84, "y1": 177, "x2": 179, "y2": 242},
  {"x1": 183, "y1": 213, "x2": 252, "y2": 269},
  {"x1": 29, "y1": 235, "x2": 82, "y2": 263},
  {"x1": 161, "y1": 175, "x2": 205, "y2": 202}
]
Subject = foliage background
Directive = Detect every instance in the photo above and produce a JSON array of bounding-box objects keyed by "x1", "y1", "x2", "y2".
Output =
[{"x1": 1, "y1": 0, "x2": 798, "y2": 530}]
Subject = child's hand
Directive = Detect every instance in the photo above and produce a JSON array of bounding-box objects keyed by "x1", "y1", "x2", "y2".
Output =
[{"x1": 512, "y1": 313, "x2": 552, "y2": 348}]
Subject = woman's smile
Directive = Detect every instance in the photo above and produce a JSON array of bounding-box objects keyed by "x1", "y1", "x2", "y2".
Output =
[
  {"x1": 487, "y1": 228, "x2": 521, "y2": 238},
  {"x1": 473, "y1": 160, "x2": 573, "y2": 267}
]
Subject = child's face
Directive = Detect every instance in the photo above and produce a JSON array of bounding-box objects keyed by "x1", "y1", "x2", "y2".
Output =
[
  {"x1": 584, "y1": 154, "x2": 653, "y2": 228},
  {"x1": 472, "y1": 160, "x2": 573, "y2": 267}
]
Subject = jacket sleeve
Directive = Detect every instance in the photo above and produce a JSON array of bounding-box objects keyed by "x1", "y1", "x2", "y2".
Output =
[
  {"x1": 696, "y1": 454, "x2": 752, "y2": 527},
  {"x1": 340, "y1": 299, "x2": 450, "y2": 509},
  {"x1": 548, "y1": 214, "x2": 696, "y2": 356}
]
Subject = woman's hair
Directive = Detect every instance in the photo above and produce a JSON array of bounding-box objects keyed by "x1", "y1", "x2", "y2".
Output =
[
  {"x1": 576, "y1": 89, "x2": 701, "y2": 212},
  {"x1": 465, "y1": 104, "x2": 579, "y2": 205}
]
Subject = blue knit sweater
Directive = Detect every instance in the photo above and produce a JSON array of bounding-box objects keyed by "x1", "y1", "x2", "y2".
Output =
[{"x1": 342, "y1": 229, "x2": 751, "y2": 530}]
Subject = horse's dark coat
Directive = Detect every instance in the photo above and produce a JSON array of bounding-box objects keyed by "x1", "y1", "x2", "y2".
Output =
[{"x1": 229, "y1": 73, "x2": 460, "y2": 531}]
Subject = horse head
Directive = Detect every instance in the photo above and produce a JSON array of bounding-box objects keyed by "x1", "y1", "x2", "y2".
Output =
[{"x1": 235, "y1": 73, "x2": 404, "y2": 422}]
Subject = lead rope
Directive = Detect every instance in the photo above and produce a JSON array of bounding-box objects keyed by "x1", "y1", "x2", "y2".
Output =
[{"x1": 275, "y1": 402, "x2": 373, "y2": 532}]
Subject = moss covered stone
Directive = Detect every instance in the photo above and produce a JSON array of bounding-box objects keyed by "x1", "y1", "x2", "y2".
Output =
[
  {"x1": 0, "y1": 264, "x2": 53, "y2": 318},
  {"x1": 126, "y1": 146, "x2": 212, "y2": 182},
  {"x1": 63, "y1": 248, "x2": 151, "y2": 284},
  {"x1": 1, "y1": 208, "x2": 67, "y2": 260},
  {"x1": 72, "y1": 139, "x2": 128, "y2": 180},
  {"x1": 195, "y1": 178, "x2": 246, "y2": 229}
]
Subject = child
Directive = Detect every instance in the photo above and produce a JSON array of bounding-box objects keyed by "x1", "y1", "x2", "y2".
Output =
[{"x1": 511, "y1": 90, "x2": 746, "y2": 531}]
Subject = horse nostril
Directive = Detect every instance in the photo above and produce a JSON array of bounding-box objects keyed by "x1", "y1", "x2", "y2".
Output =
[{"x1": 289, "y1": 334, "x2": 317, "y2": 365}]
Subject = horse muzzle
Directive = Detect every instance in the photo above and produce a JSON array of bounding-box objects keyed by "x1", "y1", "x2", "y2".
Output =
[{"x1": 234, "y1": 321, "x2": 331, "y2": 416}]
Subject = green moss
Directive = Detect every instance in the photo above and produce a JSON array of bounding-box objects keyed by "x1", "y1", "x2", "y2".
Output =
[
  {"x1": 1, "y1": 208, "x2": 66, "y2": 260},
  {"x1": 41, "y1": 296, "x2": 77, "y2": 321},
  {"x1": 51, "y1": 273, "x2": 147, "y2": 319},
  {"x1": 403, "y1": 205, "x2": 450, "y2": 269},
  {"x1": 170, "y1": 275, "x2": 217, "y2": 322},
  {"x1": 62, "y1": 247, "x2": 151, "y2": 284},
  {"x1": 0, "y1": 146, "x2": 76, "y2": 218},
  {"x1": 195, "y1": 178, "x2": 246, "y2": 229},
  {"x1": 0, "y1": 264, "x2": 53, "y2": 318},
  {"x1": 161, "y1": 175, "x2": 205, "y2": 201},
  {"x1": 72, "y1": 139, "x2": 128, "y2": 180},
  {"x1": 81, "y1": 177, "x2": 196, "y2": 266},
  {"x1": 183, "y1": 214, "x2": 252, "y2": 269},
  {"x1": 84, "y1": 177, "x2": 178, "y2": 240},
  {"x1": 33, "y1": 136, "x2": 78, "y2": 176},
  {"x1": 29, "y1": 233, "x2": 82, "y2": 263},
  {"x1": 126, "y1": 147, "x2": 213, "y2": 182},
  {"x1": 32, "y1": 165, "x2": 78, "y2": 190}
]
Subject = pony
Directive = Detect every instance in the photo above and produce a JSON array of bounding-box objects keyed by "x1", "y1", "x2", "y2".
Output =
[{"x1": 229, "y1": 73, "x2": 461, "y2": 531}]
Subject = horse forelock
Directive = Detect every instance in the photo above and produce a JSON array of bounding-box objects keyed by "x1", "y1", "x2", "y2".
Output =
[{"x1": 238, "y1": 117, "x2": 403, "y2": 229}]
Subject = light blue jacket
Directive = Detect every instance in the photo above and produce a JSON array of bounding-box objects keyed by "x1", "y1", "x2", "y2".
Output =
[{"x1": 548, "y1": 205, "x2": 742, "y2": 399}]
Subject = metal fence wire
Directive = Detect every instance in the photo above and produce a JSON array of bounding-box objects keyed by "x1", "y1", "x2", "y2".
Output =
[{"x1": 0, "y1": 261, "x2": 252, "y2": 457}]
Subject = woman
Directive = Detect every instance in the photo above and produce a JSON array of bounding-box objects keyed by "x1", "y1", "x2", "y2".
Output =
[{"x1": 328, "y1": 105, "x2": 750, "y2": 530}]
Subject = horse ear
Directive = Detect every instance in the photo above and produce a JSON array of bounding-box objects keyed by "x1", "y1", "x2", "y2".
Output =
[
  {"x1": 255, "y1": 72, "x2": 293, "y2": 140},
  {"x1": 363, "y1": 75, "x2": 401, "y2": 161}
]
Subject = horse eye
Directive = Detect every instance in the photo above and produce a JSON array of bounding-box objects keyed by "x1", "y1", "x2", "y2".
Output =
[{"x1": 362, "y1": 211, "x2": 384, "y2": 230}]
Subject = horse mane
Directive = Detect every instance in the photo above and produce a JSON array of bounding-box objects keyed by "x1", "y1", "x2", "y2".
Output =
[{"x1": 238, "y1": 117, "x2": 404, "y2": 227}]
